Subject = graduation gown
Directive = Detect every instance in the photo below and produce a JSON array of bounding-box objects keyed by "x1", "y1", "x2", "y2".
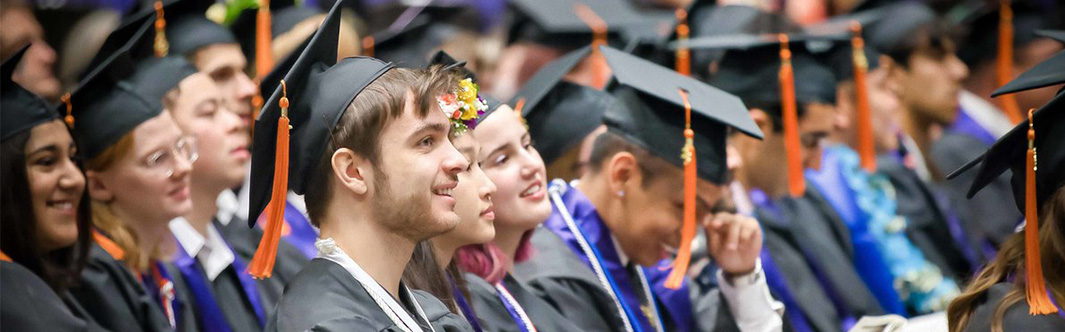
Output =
[
  {"x1": 877, "y1": 155, "x2": 981, "y2": 279},
  {"x1": 1, "y1": 260, "x2": 107, "y2": 332},
  {"x1": 464, "y1": 272, "x2": 583, "y2": 332},
  {"x1": 69, "y1": 243, "x2": 173, "y2": 332},
  {"x1": 214, "y1": 216, "x2": 308, "y2": 309},
  {"x1": 166, "y1": 250, "x2": 267, "y2": 332},
  {"x1": 266, "y1": 258, "x2": 473, "y2": 332},
  {"x1": 516, "y1": 181, "x2": 742, "y2": 332},
  {"x1": 962, "y1": 283, "x2": 1065, "y2": 332},
  {"x1": 931, "y1": 130, "x2": 1021, "y2": 247}
]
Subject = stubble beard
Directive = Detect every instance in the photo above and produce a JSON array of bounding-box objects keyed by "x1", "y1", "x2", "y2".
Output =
[{"x1": 371, "y1": 167, "x2": 456, "y2": 242}]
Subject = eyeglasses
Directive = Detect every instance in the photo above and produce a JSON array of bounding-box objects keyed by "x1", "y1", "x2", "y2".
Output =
[{"x1": 144, "y1": 136, "x2": 198, "y2": 178}]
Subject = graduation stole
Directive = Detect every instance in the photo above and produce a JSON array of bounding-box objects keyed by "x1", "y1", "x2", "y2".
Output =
[
  {"x1": 495, "y1": 281, "x2": 538, "y2": 332},
  {"x1": 173, "y1": 238, "x2": 266, "y2": 332},
  {"x1": 547, "y1": 180, "x2": 665, "y2": 332}
]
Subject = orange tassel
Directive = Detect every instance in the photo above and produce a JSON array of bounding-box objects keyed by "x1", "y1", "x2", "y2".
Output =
[
  {"x1": 850, "y1": 22, "x2": 876, "y2": 173},
  {"x1": 0, "y1": 250, "x2": 10, "y2": 262},
  {"x1": 996, "y1": 0, "x2": 1023, "y2": 125},
  {"x1": 362, "y1": 36, "x2": 375, "y2": 57},
  {"x1": 61, "y1": 93, "x2": 74, "y2": 128},
  {"x1": 255, "y1": 0, "x2": 273, "y2": 80},
  {"x1": 665, "y1": 88, "x2": 697, "y2": 289},
  {"x1": 778, "y1": 35, "x2": 804, "y2": 198},
  {"x1": 1023, "y1": 109, "x2": 1058, "y2": 315},
  {"x1": 154, "y1": 0, "x2": 169, "y2": 57},
  {"x1": 573, "y1": 3, "x2": 609, "y2": 90},
  {"x1": 248, "y1": 80, "x2": 291, "y2": 279},
  {"x1": 675, "y1": 9, "x2": 690, "y2": 76}
]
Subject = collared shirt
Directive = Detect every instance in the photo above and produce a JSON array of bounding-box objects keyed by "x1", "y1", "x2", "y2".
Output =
[
  {"x1": 958, "y1": 90, "x2": 1013, "y2": 139},
  {"x1": 169, "y1": 218, "x2": 235, "y2": 281}
]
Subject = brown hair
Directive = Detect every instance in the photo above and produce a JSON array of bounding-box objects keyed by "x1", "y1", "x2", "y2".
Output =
[
  {"x1": 303, "y1": 65, "x2": 463, "y2": 225},
  {"x1": 84, "y1": 133, "x2": 157, "y2": 272},
  {"x1": 402, "y1": 241, "x2": 471, "y2": 314},
  {"x1": 948, "y1": 186, "x2": 1065, "y2": 332}
]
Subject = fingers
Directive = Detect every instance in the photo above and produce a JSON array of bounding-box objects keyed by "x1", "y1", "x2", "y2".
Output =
[{"x1": 705, "y1": 213, "x2": 763, "y2": 252}]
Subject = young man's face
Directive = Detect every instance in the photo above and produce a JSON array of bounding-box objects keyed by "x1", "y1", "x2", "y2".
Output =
[
  {"x1": 895, "y1": 48, "x2": 969, "y2": 125},
  {"x1": 736, "y1": 103, "x2": 834, "y2": 196},
  {"x1": 612, "y1": 158, "x2": 721, "y2": 266},
  {"x1": 192, "y1": 44, "x2": 258, "y2": 128},
  {"x1": 370, "y1": 92, "x2": 470, "y2": 241},
  {"x1": 169, "y1": 73, "x2": 249, "y2": 190}
]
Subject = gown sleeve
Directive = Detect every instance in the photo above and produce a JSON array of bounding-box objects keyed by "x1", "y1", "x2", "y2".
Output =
[{"x1": 1, "y1": 262, "x2": 106, "y2": 332}]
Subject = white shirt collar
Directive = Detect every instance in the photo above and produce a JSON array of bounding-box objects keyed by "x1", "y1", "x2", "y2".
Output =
[
  {"x1": 169, "y1": 218, "x2": 235, "y2": 281},
  {"x1": 216, "y1": 189, "x2": 240, "y2": 226}
]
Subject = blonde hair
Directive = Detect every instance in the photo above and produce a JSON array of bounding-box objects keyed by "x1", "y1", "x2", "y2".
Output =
[{"x1": 85, "y1": 133, "x2": 160, "y2": 272}]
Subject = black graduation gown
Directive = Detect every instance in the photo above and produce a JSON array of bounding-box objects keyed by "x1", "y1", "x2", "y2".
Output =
[
  {"x1": 877, "y1": 155, "x2": 979, "y2": 279},
  {"x1": 931, "y1": 132, "x2": 1021, "y2": 246},
  {"x1": 1, "y1": 261, "x2": 107, "y2": 332},
  {"x1": 962, "y1": 283, "x2": 1065, "y2": 332},
  {"x1": 516, "y1": 228, "x2": 740, "y2": 332},
  {"x1": 69, "y1": 243, "x2": 173, "y2": 332},
  {"x1": 165, "y1": 260, "x2": 264, "y2": 332},
  {"x1": 214, "y1": 216, "x2": 308, "y2": 309},
  {"x1": 464, "y1": 272, "x2": 583, "y2": 332},
  {"x1": 266, "y1": 258, "x2": 473, "y2": 332}
]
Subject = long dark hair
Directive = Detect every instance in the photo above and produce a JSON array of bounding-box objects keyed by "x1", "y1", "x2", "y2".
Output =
[
  {"x1": 0, "y1": 128, "x2": 93, "y2": 292},
  {"x1": 948, "y1": 186, "x2": 1065, "y2": 332},
  {"x1": 403, "y1": 240, "x2": 471, "y2": 314}
]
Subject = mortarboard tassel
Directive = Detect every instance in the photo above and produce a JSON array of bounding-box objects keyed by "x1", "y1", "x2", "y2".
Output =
[
  {"x1": 573, "y1": 3, "x2": 608, "y2": 90},
  {"x1": 362, "y1": 36, "x2": 375, "y2": 57},
  {"x1": 61, "y1": 93, "x2": 74, "y2": 128},
  {"x1": 255, "y1": 0, "x2": 274, "y2": 79},
  {"x1": 778, "y1": 34, "x2": 804, "y2": 198},
  {"x1": 996, "y1": 0, "x2": 1023, "y2": 125},
  {"x1": 675, "y1": 9, "x2": 690, "y2": 76},
  {"x1": 665, "y1": 88, "x2": 697, "y2": 289},
  {"x1": 850, "y1": 22, "x2": 876, "y2": 173},
  {"x1": 154, "y1": 0, "x2": 169, "y2": 57},
  {"x1": 1023, "y1": 109, "x2": 1057, "y2": 315},
  {"x1": 248, "y1": 80, "x2": 291, "y2": 279}
]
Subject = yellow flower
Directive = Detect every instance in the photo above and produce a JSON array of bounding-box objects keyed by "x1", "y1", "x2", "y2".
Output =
[{"x1": 458, "y1": 78, "x2": 478, "y2": 101}]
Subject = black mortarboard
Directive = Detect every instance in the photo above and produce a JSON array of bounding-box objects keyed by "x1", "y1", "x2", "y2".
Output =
[
  {"x1": 953, "y1": 92, "x2": 1065, "y2": 215},
  {"x1": 67, "y1": 17, "x2": 196, "y2": 160},
  {"x1": 803, "y1": 13, "x2": 885, "y2": 82},
  {"x1": 2, "y1": 46, "x2": 58, "y2": 142},
  {"x1": 82, "y1": 0, "x2": 179, "y2": 80},
  {"x1": 863, "y1": 2, "x2": 936, "y2": 53},
  {"x1": 955, "y1": 0, "x2": 1061, "y2": 70},
  {"x1": 249, "y1": 0, "x2": 395, "y2": 227},
  {"x1": 506, "y1": 0, "x2": 645, "y2": 48},
  {"x1": 505, "y1": 46, "x2": 605, "y2": 164},
  {"x1": 166, "y1": 0, "x2": 238, "y2": 55},
  {"x1": 372, "y1": 15, "x2": 460, "y2": 68},
  {"x1": 232, "y1": 0, "x2": 325, "y2": 65},
  {"x1": 991, "y1": 49, "x2": 1065, "y2": 97},
  {"x1": 701, "y1": 33, "x2": 842, "y2": 107},
  {"x1": 600, "y1": 46, "x2": 761, "y2": 184},
  {"x1": 259, "y1": 34, "x2": 310, "y2": 104}
]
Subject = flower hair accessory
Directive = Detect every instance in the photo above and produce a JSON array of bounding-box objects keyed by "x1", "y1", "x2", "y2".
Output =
[{"x1": 438, "y1": 78, "x2": 488, "y2": 135}]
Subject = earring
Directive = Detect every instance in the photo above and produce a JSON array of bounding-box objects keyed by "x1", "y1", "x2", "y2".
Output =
[{"x1": 617, "y1": 190, "x2": 625, "y2": 198}]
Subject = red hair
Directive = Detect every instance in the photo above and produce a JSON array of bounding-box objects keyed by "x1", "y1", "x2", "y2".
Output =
[{"x1": 456, "y1": 230, "x2": 537, "y2": 284}]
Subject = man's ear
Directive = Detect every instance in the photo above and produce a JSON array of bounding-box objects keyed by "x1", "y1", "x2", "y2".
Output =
[
  {"x1": 605, "y1": 151, "x2": 639, "y2": 198},
  {"x1": 86, "y1": 170, "x2": 114, "y2": 202},
  {"x1": 748, "y1": 109, "x2": 773, "y2": 136},
  {"x1": 331, "y1": 148, "x2": 370, "y2": 196}
]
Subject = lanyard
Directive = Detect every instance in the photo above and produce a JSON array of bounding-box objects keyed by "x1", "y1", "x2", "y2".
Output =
[
  {"x1": 143, "y1": 261, "x2": 179, "y2": 328},
  {"x1": 449, "y1": 276, "x2": 483, "y2": 332},
  {"x1": 495, "y1": 282, "x2": 538, "y2": 332},
  {"x1": 317, "y1": 238, "x2": 435, "y2": 332},
  {"x1": 548, "y1": 181, "x2": 664, "y2": 332}
]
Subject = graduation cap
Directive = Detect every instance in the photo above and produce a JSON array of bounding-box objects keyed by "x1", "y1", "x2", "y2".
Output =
[
  {"x1": 82, "y1": 0, "x2": 182, "y2": 81},
  {"x1": 506, "y1": 0, "x2": 646, "y2": 49},
  {"x1": 991, "y1": 47, "x2": 1065, "y2": 97},
  {"x1": 702, "y1": 33, "x2": 842, "y2": 107},
  {"x1": 862, "y1": 2, "x2": 936, "y2": 54},
  {"x1": 371, "y1": 15, "x2": 460, "y2": 68},
  {"x1": 66, "y1": 19, "x2": 198, "y2": 160},
  {"x1": 1036, "y1": 29, "x2": 1065, "y2": 43},
  {"x1": 166, "y1": 0, "x2": 238, "y2": 55},
  {"x1": 599, "y1": 45, "x2": 761, "y2": 289},
  {"x1": 2, "y1": 46, "x2": 58, "y2": 141},
  {"x1": 258, "y1": 34, "x2": 310, "y2": 106},
  {"x1": 231, "y1": 0, "x2": 326, "y2": 78},
  {"x1": 247, "y1": 0, "x2": 395, "y2": 278},
  {"x1": 948, "y1": 92, "x2": 1064, "y2": 317}
]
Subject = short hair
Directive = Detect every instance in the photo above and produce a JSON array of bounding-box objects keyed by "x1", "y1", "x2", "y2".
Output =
[
  {"x1": 586, "y1": 131, "x2": 676, "y2": 188},
  {"x1": 302, "y1": 65, "x2": 463, "y2": 225},
  {"x1": 744, "y1": 100, "x2": 810, "y2": 133},
  {"x1": 882, "y1": 20, "x2": 960, "y2": 69}
]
